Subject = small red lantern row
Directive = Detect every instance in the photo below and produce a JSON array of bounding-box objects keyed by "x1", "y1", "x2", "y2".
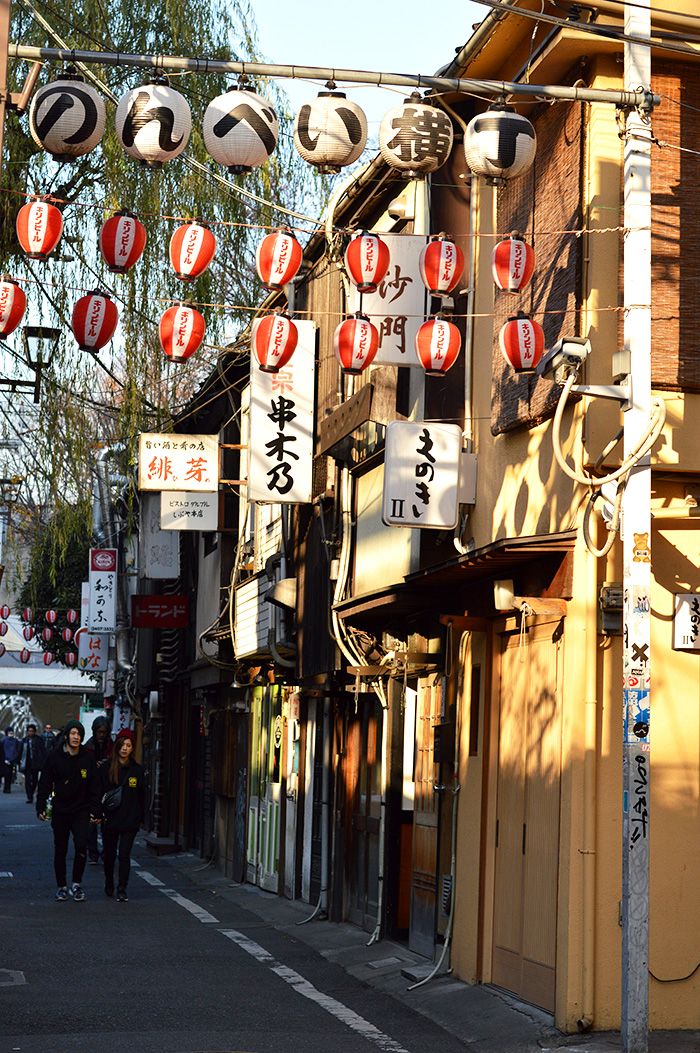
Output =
[
  {"x1": 62, "y1": 628, "x2": 73, "y2": 643},
  {"x1": 415, "y1": 316, "x2": 462, "y2": 376},
  {"x1": 252, "y1": 312, "x2": 298, "y2": 373},
  {"x1": 334, "y1": 314, "x2": 379, "y2": 375},
  {"x1": 344, "y1": 232, "x2": 390, "y2": 294},
  {"x1": 42, "y1": 628, "x2": 53, "y2": 643},
  {"x1": 23, "y1": 626, "x2": 33, "y2": 641},
  {"x1": 256, "y1": 228, "x2": 303, "y2": 291},
  {"x1": 159, "y1": 303, "x2": 206, "y2": 363},
  {"x1": 170, "y1": 221, "x2": 216, "y2": 282},
  {"x1": 16, "y1": 198, "x2": 63, "y2": 260},
  {"x1": 99, "y1": 210, "x2": 147, "y2": 274},
  {"x1": 0, "y1": 278, "x2": 27, "y2": 340},
  {"x1": 0, "y1": 623, "x2": 7, "y2": 637},
  {"x1": 20, "y1": 648, "x2": 30, "y2": 663},
  {"x1": 64, "y1": 652, "x2": 77, "y2": 667},
  {"x1": 0, "y1": 604, "x2": 9, "y2": 619},
  {"x1": 66, "y1": 609, "x2": 78, "y2": 624},
  {"x1": 22, "y1": 607, "x2": 32, "y2": 621},
  {"x1": 419, "y1": 234, "x2": 464, "y2": 297},
  {"x1": 72, "y1": 290, "x2": 119, "y2": 352},
  {"x1": 499, "y1": 312, "x2": 545, "y2": 373},
  {"x1": 492, "y1": 233, "x2": 535, "y2": 293},
  {"x1": 45, "y1": 609, "x2": 57, "y2": 624},
  {"x1": 43, "y1": 652, "x2": 54, "y2": 666}
]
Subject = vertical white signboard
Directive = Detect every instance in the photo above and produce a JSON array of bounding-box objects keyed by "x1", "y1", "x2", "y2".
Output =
[
  {"x1": 139, "y1": 492, "x2": 181, "y2": 578},
  {"x1": 248, "y1": 320, "x2": 315, "y2": 504},
  {"x1": 87, "y1": 548, "x2": 117, "y2": 632},
  {"x1": 349, "y1": 234, "x2": 428, "y2": 367},
  {"x1": 382, "y1": 421, "x2": 462, "y2": 529}
]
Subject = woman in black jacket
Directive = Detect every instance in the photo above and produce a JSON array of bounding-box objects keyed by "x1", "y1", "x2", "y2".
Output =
[{"x1": 97, "y1": 728, "x2": 144, "y2": 902}]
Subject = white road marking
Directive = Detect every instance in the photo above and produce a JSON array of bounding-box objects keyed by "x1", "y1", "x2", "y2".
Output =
[
  {"x1": 220, "y1": 929, "x2": 412, "y2": 1053},
  {"x1": 0, "y1": 872, "x2": 13, "y2": 878},
  {"x1": 0, "y1": 969, "x2": 25, "y2": 987},
  {"x1": 136, "y1": 870, "x2": 165, "y2": 886},
  {"x1": 160, "y1": 888, "x2": 219, "y2": 923}
]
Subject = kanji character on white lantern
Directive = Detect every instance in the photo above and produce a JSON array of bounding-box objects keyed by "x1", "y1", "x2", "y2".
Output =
[
  {"x1": 115, "y1": 80, "x2": 191, "y2": 169},
  {"x1": 203, "y1": 88, "x2": 279, "y2": 174},
  {"x1": 29, "y1": 71, "x2": 106, "y2": 161},
  {"x1": 379, "y1": 93, "x2": 453, "y2": 177}
]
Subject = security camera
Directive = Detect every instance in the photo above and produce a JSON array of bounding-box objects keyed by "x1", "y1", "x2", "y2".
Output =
[{"x1": 536, "y1": 336, "x2": 591, "y2": 383}]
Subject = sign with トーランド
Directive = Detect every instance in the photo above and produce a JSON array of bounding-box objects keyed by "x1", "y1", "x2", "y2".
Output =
[
  {"x1": 87, "y1": 548, "x2": 117, "y2": 633},
  {"x1": 382, "y1": 421, "x2": 462, "y2": 529}
]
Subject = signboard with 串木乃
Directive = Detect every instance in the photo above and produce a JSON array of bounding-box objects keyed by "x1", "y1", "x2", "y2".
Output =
[
  {"x1": 87, "y1": 548, "x2": 117, "y2": 632},
  {"x1": 382, "y1": 421, "x2": 462, "y2": 529},
  {"x1": 138, "y1": 433, "x2": 219, "y2": 491},
  {"x1": 248, "y1": 320, "x2": 315, "y2": 504}
]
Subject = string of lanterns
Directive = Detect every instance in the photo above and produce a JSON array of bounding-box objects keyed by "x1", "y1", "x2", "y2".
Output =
[{"x1": 0, "y1": 606, "x2": 80, "y2": 665}]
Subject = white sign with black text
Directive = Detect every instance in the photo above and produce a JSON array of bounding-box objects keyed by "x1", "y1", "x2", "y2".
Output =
[
  {"x1": 160, "y1": 491, "x2": 218, "y2": 532},
  {"x1": 139, "y1": 492, "x2": 181, "y2": 577},
  {"x1": 382, "y1": 421, "x2": 462, "y2": 529},
  {"x1": 87, "y1": 548, "x2": 117, "y2": 633}
]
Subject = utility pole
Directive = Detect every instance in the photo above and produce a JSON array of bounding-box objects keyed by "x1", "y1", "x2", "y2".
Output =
[{"x1": 621, "y1": 0, "x2": 651, "y2": 1049}]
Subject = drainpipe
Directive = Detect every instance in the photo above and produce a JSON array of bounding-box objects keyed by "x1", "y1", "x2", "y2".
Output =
[
  {"x1": 578, "y1": 544, "x2": 598, "y2": 1031},
  {"x1": 94, "y1": 446, "x2": 133, "y2": 673}
]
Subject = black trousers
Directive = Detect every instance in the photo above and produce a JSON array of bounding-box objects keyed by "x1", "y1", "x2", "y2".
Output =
[
  {"x1": 51, "y1": 811, "x2": 89, "y2": 887},
  {"x1": 24, "y1": 768, "x2": 39, "y2": 801},
  {"x1": 3, "y1": 759, "x2": 14, "y2": 792},
  {"x1": 103, "y1": 827, "x2": 137, "y2": 889}
]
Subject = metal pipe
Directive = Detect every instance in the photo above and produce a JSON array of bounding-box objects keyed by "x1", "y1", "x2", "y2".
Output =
[{"x1": 578, "y1": 546, "x2": 598, "y2": 1031}]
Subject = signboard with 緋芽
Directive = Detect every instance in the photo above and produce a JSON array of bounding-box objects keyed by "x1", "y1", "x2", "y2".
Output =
[{"x1": 138, "y1": 433, "x2": 219, "y2": 492}]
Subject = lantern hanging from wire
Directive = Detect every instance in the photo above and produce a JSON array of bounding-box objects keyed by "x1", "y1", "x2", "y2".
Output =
[
  {"x1": 20, "y1": 648, "x2": 31, "y2": 663},
  {"x1": 45, "y1": 609, "x2": 57, "y2": 624},
  {"x1": 464, "y1": 104, "x2": 536, "y2": 187},
  {"x1": 42, "y1": 628, "x2": 53, "y2": 643},
  {"x1": 334, "y1": 313, "x2": 379, "y2": 375},
  {"x1": 169, "y1": 220, "x2": 217, "y2": 282},
  {"x1": 99, "y1": 210, "x2": 147, "y2": 274},
  {"x1": 491, "y1": 233, "x2": 535, "y2": 292},
  {"x1": 43, "y1": 652, "x2": 54, "y2": 666},
  {"x1": 23, "y1": 626, "x2": 34, "y2": 641},
  {"x1": 0, "y1": 623, "x2": 7, "y2": 637},
  {"x1": 294, "y1": 90, "x2": 367, "y2": 173},
  {"x1": 115, "y1": 79, "x2": 191, "y2": 169},
  {"x1": 64, "y1": 651, "x2": 77, "y2": 667},
  {"x1": 29, "y1": 70, "x2": 106, "y2": 161},
  {"x1": 256, "y1": 228, "x2": 303, "y2": 291},
  {"x1": 251, "y1": 312, "x2": 298, "y2": 373},
  {"x1": 62, "y1": 628, "x2": 73, "y2": 643},
  {"x1": 499, "y1": 311, "x2": 545, "y2": 372},
  {"x1": 72, "y1": 290, "x2": 119, "y2": 353},
  {"x1": 0, "y1": 278, "x2": 27, "y2": 340},
  {"x1": 66, "y1": 608, "x2": 78, "y2": 624},
  {"x1": 22, "y1": 607, "x2": 32, "y2": 621},
  {"x1": 203, "y1": 88, "x2": 279, "y2": 174},
  {"x1": 415, "y1": 315, "x2": 462, "y2": 376},
  {"x1": 344, "y1": 231, "x2": 390, "y2": 294},
  {"x1": 379, "y1": 93, "x2": 454, "y2": 178},
  {"x1": 159, "y1": 302, "x2": 206, "y2": 363},
  {"x1": 419, "y1": 234, "x2": 464, "y2": 297},
  {"x1": 16, "y1": 199, "x2": 63, "y2": 260},
  {"x1": 0, "y1": 605, "x2": 8, "y2": 620}
]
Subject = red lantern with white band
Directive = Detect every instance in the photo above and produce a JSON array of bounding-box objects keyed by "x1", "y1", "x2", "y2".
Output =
[
  {"x1": 45, "y1": 609, "x2": 57, "y2": 624},
  {"x1": 42, "y1": 628, "x2": 53, "y2": 642},
  {"x1": 20, "y1": 648, "x2": 30, "y2": 663},
  {"x1": 72, "y1": 290, "x2": 119, "y2": 352},
  {"x1": 334, "y1": 314, "x2": 379, "y2": 375},
  {"x1": 16, "y1": 199, "x2": 63, "y2": 260},
  {"x1": 415, "y1": 316, "x2": 462, "y2": 376},
  {"x1": 23, "y1": 626, "x2": 34, "y2": 641},
  {"x1": 491, "y1": 233, "x2": 535, "y2": 293},
  {"x1": 169, "y1": 221, "x2": 216, "y2": 282},
  {"x1": 0, "y1": 644, "x2": 5, "y2": 657},
  {"x1": 419, "y1": 234, "x2": 464, "y2": 297},
  {"x1": 344, "y1": 231, "x2": 390, "y2": 294},
  {"x1": 62, "y1": 628, "x2": 73, "y2": 643},
  {"x1": 0, "y1": 278, "x2": 27, "y2": 339},
  {"x1": 43, "y1": 652, "x2": 54, "y2": 666},
  {"x1": 0, "y1": 623, "x2": 7, "y2": 637},
  {"x1": 0, "y1": 605, "x2": 9, "y2": 620},
  {"x1": 499, "y1": 311, "x2": 545, "y2": 373},
  {"x1": 256, "y1": 228, "x2": 303, "y2": 291},
  {"x1": 99, "y1": 210, "x2": 147, "y2": 274},
  {"x1": 22, "y1": 607, "x2": 32, "y2": 621},
  {"x1": 66, "y1": 609, "x2": 78, "y2": 624},
  {"x1": 251, "y1": 312, "x2": 298, "y2": 373},
  {"x1": 64, "y1": 652, "x2": 77, "y2": 667},
  {"x1": 159, "y1": 302, "x2": 206, "y2": 363}
]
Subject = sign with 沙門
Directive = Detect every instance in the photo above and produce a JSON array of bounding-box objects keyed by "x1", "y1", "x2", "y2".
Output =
[
  {"x1": 348, "y1": 234, "x2": 428, "y2": 367},
  {"x1": 138, "y1": 433, "x2": 218, "y2": 491},
  {"x1": 248, "y1": 320, "x2": 315, "y2": 504},
  {"x1": 160, "y1": 491, "x2": 218, "y2": 531},
  {"x1": 139, "y1": 492, "x2": 181, "y2": 578},
  {"x1": 78, "y1": 630, "x2": 110, "y2": 671},
  {"x1": 87, "y1": 548, "x2": 117, "y2": 632},
  {"x1": 673, "y1": 593, "x2": 700, "y2": 650},
  {"x1": 382, "y1": 421, "x2": 462, "y2": 529},
  {"x1": 131, "y1": 594, "x2": 189, "y2": 629}
]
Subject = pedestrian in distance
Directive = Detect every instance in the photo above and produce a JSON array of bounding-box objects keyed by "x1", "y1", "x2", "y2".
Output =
[
  {"x1": 20, "y1": 723, "x2": 46, "y2": 804},
  {"x1": 42, "y1": 723, "x2": 57, "y2": 752},
  {"x1": 98, "y1": 728, "x2": 144, "y2": 903},
  {"x1": 2, "y1": 727, "x2": 22, "y2": 793},
  {"x1": 84, "y1": 715, "x2": 113, "y2": 864},
  {"x1": 36, "y1": 719, "x2": 100, "y2": 902}
]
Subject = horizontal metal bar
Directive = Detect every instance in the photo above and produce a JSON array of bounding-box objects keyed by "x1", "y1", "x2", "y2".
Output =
[{"x1": 9, "y1": 44, "x2": 659, "y2": 108}]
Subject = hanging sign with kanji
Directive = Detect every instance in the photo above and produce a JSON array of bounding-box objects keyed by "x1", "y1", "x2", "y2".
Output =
[
  {"x1": 138, "y1": 433, "x2": 219, "y2": 491},
  {"x1": 382, "y1": 421, "x2": 462, "y2": 529},
  {"x1": 673, "y1": 593, "x2": 700, "y2": 650},
  {"x1": 131, "y1": 594, "x2": 190, "y2": 628},
  {"x1": 160, "y1": 491, "x2": 218, "y2": 531},
  {"x1": 248, "y1": 320, "x2": 315, "y2": 504},
  {"x1": 78, "y1": 630, "x2": 110, "y2": 671},
  {"x1": 87, "y1": 548, "x2": 117, "y2": 632}
]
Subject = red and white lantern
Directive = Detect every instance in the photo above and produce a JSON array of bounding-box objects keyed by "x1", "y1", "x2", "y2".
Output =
[
  {"x1": 0, "y1": 605, "x2": 9, "y2": 619},
  {"x1": 20, "y1": 648, "x2": 31, "y2": 663},
  {"x1": 0, "y1": 644, "x2": 5, "y2": 658},
  {"x1": 99, "y1": 210, "x2": 147, "y2": 274},
  {"x1": 22, "y1": 607, "x2": 32, "y2": 621},
  {"x1": 72, "y1": 290, "x2": 119, "y2": 352},
  {"x1": 415, "y1": 316, "x2": 462, "y2": 376},
  {"x1": 43, "y1": 652, "x2": 54, "y2": 666},
  {"x1": 159, "y1": 303, "x2": 206, "y2": 363},
  {"x1": 344, "y1": 232, "x2": 390, "y2": 294},
  {"x1": 334, "y1": 314, "x2": 379, "y2": 375},
  {"x1": 23, "y1": 626, "x2": 34, "y2": 641},
  {"x1": 66, "y1": 609, "x2": 78, "y2": 624},
  {"x1": 0, "y1": 278, "x2": 27, "y2": 340},
  {"x1": 16, "y1": 199, "x2": 63, "y2": 260},
  {"x1": 45, "y1": 609, "x2": 57, "y2": 624},
  {"x1": 169, "y1": 221, "x2": 216, "y2": 282},
  {"x1": 0, "y1": 623, "x2": 7, "y2": 637},
  {"x1": 42, "y1": 628, "x2": 53, "y2": 643},
  {"x1": 64, "y1": 651, "x2": 77, "y2": 667},
  {"x1": 419, "y1": 234, "x2": 464, "y2": 297},
  {"x1": 251, "y1": 312, "x2": 298, "y2": 373},
  {"x1": 499, "y1": 312, "x2": 545, "y2": 373},
  {"x1": 62, "y1": 628, "x2": 73, "y2": 643},
  {"x1": 256, "y1": 228, "x2": 303, "y2": 291},
  {"x1": 491, "y1": 233, "x2": 535, "y2": 293}
]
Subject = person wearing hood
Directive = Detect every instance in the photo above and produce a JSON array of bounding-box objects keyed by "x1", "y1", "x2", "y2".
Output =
[
  {"x1": 97, "y1": 728, "x2": 144, "y2": 902},
  {"x1": 84, "y1": 715, "x2": 113, "y2": 864},
  {"x1": 36, "y1": 719, "x2": 100, "y2": 902}
]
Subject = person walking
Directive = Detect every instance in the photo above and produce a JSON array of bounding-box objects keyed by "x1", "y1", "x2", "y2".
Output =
[
  {"x1": 36, "y1": 720, "x2": 100, "y2": 902},
  {"x1": 42, "y1": 724, "x2": 57, "y2": 752},
  {"x1": 2, "y1": 727, "x2": 22, "y2": 793},
  {"x1": 98, "y1": 728, "x2": 144, "y2": 902},
  {"x1": 20, "y1": 724, "x2": 46, "y2": 804},
  {"x1": 84, "y1": 716, "x2": 113, "y2": 863}
]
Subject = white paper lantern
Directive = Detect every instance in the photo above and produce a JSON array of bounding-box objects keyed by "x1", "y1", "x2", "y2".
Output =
[
  {"x1": 294, "y1": 91, "x2": 367, "y2": 173},
  {"x1": 203, "y1": 88, "x2": 279, "y2": 174},
  {"x1": 379, "y1": 93, "x2": 453, "y2": 177},
  {"x1": 464, "y1": 105, "x2": 537, "y2": 186},
  {"x1": 29, "y1": 72, "x2": 106, "y2": 161},
  {"x1": 115, "y1": 80, "x2": 191, "y2": 169}
]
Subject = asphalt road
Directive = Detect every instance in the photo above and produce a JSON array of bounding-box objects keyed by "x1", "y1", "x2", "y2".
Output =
[{"x1": 0, "y1": 788, "x2": 471, "y2": 1053}]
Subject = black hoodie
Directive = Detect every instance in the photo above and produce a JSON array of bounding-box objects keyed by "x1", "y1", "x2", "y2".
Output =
[{"x1": 36, "y1": 745, "x2": 99, "y2": 817}]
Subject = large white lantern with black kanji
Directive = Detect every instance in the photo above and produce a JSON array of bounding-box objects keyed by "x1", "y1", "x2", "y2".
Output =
[
  {"x1": 203, "y1": 88, "x2": 279, "y2": 174},
  {"x1": 379, "y1": 93, "x2": 453, "y2": 178},
  {"x1": 294, "y1": 91, "x2": 367, "y2": 173},
  {"x1": 464, "y1": 105, "x2": 536, "y2": 186},
  {"x1": 115, "y1": 80, "x2": 191, "y2": 169},
  {"x1": 29, "y1": 71, "x2": 106, "y2": 161}
]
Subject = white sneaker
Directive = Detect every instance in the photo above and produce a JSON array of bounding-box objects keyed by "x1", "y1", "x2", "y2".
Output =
[{"x1": 69, "y1": 883, "x2": 85, "y2": 902}]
